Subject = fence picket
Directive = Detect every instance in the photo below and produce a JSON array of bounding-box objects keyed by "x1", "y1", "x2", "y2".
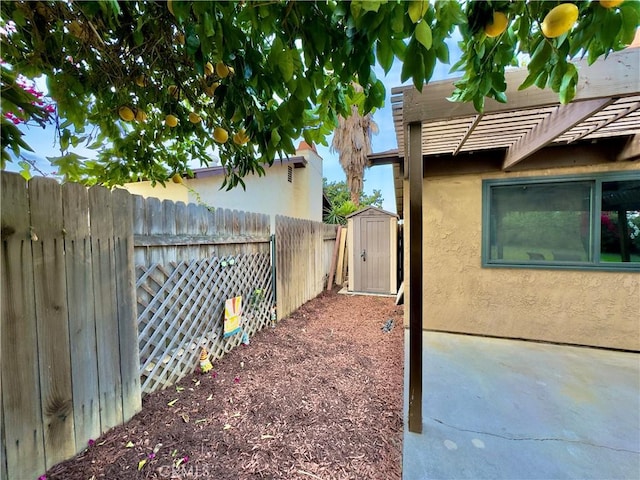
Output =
[
  {"x1": 1, "y1": 172, "x2": 45, "y2": 479},
  {"x1": 62, "y1": 182, "x2": 101, "y2": 454},
  {"x1": 112, "y1": 189, "x2": 142, "y2": 422},
  {"x1": 89, "y1": 185, "x2": 124, "y2": 433},
  {"x1": 29, "y1": 177, "x2": 76, "y2": 469},
  {"x1": 275, "y1": 216, "x2": 337, "y2": 320}
]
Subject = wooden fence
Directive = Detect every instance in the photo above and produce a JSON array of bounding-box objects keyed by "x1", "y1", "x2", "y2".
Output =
[
  {"x1": 275, "y1": 216, "x2": 338, "y2": 319},
  {"x1": 1, "y1": 176, "x2": 336, "y2": 480},
  {"x1": 1, "y1": 173, "x2": 141, "y2": 480},
  {"x1": 132, "y1": 197, "x2": 273, "y2": 394}
]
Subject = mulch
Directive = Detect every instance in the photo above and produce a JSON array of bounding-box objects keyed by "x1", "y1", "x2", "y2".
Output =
[{"x1": 46, "y1": 288, "x2": 405, "y2": 480}]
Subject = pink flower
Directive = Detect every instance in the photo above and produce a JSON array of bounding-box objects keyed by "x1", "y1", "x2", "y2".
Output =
[
  {"x1": 38, "y1": 475, "x2": 47, "y2": 480},
  {"x1": 88, "y1": 439, "x2": 95, "y2": 447},
  {"x1": 148, "y1": 452, "x2": 156, "y2": 459},
  {"x1": 183, "y1": 455, "x2": 189, "y2": 463},
  {"x1": 211, "y1": 371, "x2": 218, "y2": 379},
  {"x1": 234, "y1": 376, "x2": 240, "y2": 384}
]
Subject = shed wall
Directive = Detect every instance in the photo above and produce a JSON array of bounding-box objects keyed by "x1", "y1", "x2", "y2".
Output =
[{"x1": 404, "y1": 162, "x2": 640, "y2": 351}]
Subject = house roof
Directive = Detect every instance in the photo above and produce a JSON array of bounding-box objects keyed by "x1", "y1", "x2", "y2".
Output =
[
  {"x1": 191, "y1": 155, "x2": 307, "y2": 179},
  {"x1": 371, "y1": 45, "x2": 640, "y2": 218}
]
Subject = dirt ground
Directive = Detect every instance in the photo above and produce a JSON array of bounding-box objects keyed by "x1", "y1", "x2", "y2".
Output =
[{"x1": 46, "y1": 288, "x2": 404, "y2": 480}]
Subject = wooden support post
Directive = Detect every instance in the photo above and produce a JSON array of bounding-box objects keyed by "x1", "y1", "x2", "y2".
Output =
[
  {"x1": 326, "y1": 226, "x2": 342, "y2": 290},
  {"x1": 408, "y1": 121, "x2": 423, "y2": 434}
]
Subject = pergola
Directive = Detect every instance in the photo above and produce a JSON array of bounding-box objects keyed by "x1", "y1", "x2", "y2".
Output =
[{"x1": 371, "y1": 46, "x2": 640, "y2": 433}]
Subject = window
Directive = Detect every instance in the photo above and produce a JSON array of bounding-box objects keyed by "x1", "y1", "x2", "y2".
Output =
[
  {"x1": 483, "y1": 173, "x2": 640, "y2": 270},
  {"x1": 287, "y1": 165, "x2": 293, "y2": 183}
]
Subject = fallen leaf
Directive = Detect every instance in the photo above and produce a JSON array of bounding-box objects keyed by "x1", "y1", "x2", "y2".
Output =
[
  {"x1": 261, "y1": 434, "x2": 275, "y2": 439},
  {"x1": 223, "y1": 424, "x2": 232, "y2": 430},
  {"x1": 137, "y1": 459, "x2": 147, "y2": 470},
  {"x1": 193, "y1": 379, "x2": 201, "y2": 386},
  {"x1": 125, "y1": 441, "x2": 134, "y2": 448},
  {"x1": 176, "y1": 386, "x2": 184, "y2": 392},
  {"x1": 167, "y1": 399, "x2": 178, "y2": 407},
  {"x1": 206, "y1": 394, "x2": 213, "y2": 401},
  {"x1": 181, "y1": 413, "x2": 190, "y2": 423},
  {"x1": 232, "y1": 412, "x2": 241, "y2": 417},
  {"x1": 195, "y1": 419, "x2": 207, "y2": 424}
]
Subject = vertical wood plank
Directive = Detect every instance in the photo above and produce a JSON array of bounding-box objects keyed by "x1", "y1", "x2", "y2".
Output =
[
  {"x1": 29, "y1": 177, "x2": 76, "y2": 468},
  {"x1": 112, "y1": 189, "x2": 142, "y2": 423},
  {"x1": 187, "y1": 203, "x2": 201, "y2": 260},
  {"x1": 203, "y1": 207, "x2": 217, "y2": 258},
  {"x1": 89, "y1": 185, "x2": 123, "y2": 433},
  {"x1": 62, "y1": 182, "x2": 100, "y2": 454},
  {"x1": 146, "y1": 197, "x2": 163, "y2": 265},
  {"x1": 0, "y1": 172, "x2": 45, "y2": 479},
  {"x1": 174, "y1": 202, "x2": 188, "y2": 262},
  {"x1": 132, "y1": 195, "x2": 146, "y2": 266},
  {"x1": 162, "y1": 200, "x2": 177, "y2": 264}
]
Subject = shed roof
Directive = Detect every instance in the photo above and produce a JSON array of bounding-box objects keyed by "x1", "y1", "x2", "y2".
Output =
[{"x1": 346, "y1": 205, "x2": 399, "y2": 219}]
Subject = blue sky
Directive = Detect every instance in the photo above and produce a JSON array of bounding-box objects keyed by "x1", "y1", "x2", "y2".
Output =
[{"x1": 10, "y1": 40, "x2": 462, "y2": 214}]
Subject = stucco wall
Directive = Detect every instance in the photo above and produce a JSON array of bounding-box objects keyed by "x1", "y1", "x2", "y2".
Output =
[
  {"x1": 121, "y1": 147, "x2": 323, "y2": 233},
  {"x1": 187, "y1": 148, "x2": 323, "y2": 232},
  {"x1": 405, "y1": 162, "x2": 640, "y2": 351},
  {"x1": 120, "y1": 181, "x2": 189, "y2": 203}
]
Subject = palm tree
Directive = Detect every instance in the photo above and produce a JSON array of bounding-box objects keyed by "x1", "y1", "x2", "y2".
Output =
[{"x1": 331, "y1": 85, "x2": 378, "y2": 206}]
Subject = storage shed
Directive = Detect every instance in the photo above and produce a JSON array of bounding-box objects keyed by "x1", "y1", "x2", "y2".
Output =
[{"x1": 346, "y1": 206, "x2": 398, "y2": 294}]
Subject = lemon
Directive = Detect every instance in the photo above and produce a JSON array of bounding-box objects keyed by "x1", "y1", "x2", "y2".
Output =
[
  {"x1": 541, "y1": 3, "x2": 579, "y2": 38},
  {"x1": 172, "y1": 173, "x2": 183, "y2": 184},
  {"x1": 168, "y1": 85, "x2": 179, "y2": 99},
  {"x1": 165, "y1": 114, "x2": 179, "y2": 127},
  {"x1": 204, "y1": 82, "x2": 219, "y2": 98},
  {"x1": 599, "y1": 0, "x2": 624, "y2": 7},
  {"x1": 216, "y1": 62, "x2": 230, "y2": 78},
  {"x1": 135, "y1": 109, "x2": 147, "y2": 122},
  {"x1": 189, "y1": 112, "x2": 202, "y2": 124},
  {"x1": 213, "y1": 127, "x2": 228, "y2": 143},
  {"x1": 118, "y1": 106, "x2": 135, "y2": 122},
  {"x1": 484, "y1": 12, "x2": 508, "y2": 38},
  {"x1": 135, "y1": 75, "x2": 147, "y2": 88},
  {"x1": 204, "y1": 62, "x2": 214, "y2": 77},
  {"x1": 233, "y1": 129, "x2": 250, "y2": 145},
  {"x1": 175, "y1": 33, "x2": 185, "y2": 45}
]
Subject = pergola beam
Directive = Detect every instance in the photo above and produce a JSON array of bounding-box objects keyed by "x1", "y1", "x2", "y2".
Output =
[
  {"x1": 502, "y1": 98, "x2": 613, "y2": 170},
  {"x1": 397, "y1": 48, "x2": 640, "y2": 124}
]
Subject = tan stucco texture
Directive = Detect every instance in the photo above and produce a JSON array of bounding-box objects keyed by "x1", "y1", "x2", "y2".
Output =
[{"x1": 407, "y1": 162, "x2": 640, "y2": 351}]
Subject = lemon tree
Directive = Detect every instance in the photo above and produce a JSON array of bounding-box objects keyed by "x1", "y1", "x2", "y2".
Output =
[{"x1": 1, "y1": 1, "x2": 638, "y2": 187}]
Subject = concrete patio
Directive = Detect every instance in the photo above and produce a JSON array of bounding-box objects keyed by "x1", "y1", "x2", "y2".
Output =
[{"x1": 403, "y1": 331, "x2": 640, "y2": 480}]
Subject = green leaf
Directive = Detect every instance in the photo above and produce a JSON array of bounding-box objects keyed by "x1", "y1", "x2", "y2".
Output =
[
  {"x1": 376, "y1": 39, "x2": 394, "y2": 73},
  {"x1": 203, "y1": 12, "x2": 215, "y2": 37},
  {"x1": 423, "y1": 48, "x2": 437, "y2": 83},
  {"x1": 271, "y1": 129, "x2": 281, "y2": 147},
  {"x1": 278, "y1": 50, "x2": 294, "y2": 82},
  {"x1": 408, "y1": 0, "x2": 428, "y2": 24},
  {"x1": 559, "y1": 63, "x2": 578, "y2": 104},
  {"x1": 414, "y1": 21, "x2": 432, "y2": 49},
  {"x1": 528, "y1": 38, "x2": 552, "y2": 73}
]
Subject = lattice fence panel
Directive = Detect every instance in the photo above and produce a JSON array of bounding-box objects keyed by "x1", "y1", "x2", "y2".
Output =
[{"x1": 136, "y1": 252, "x2": 274, "y2": 394}]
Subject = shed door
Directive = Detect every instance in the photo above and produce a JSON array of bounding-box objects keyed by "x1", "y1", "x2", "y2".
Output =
[{"x1": 354, "y1": 216, "x2": 390, "y2": 293}]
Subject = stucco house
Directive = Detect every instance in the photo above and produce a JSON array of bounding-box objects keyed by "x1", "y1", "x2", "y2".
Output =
[
  {"x1": 370, "y1": 45, "x2": 640, "y2": 430},
  {"x1": 123, "y1": 142, "x2": 324, "y2": 231}
]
